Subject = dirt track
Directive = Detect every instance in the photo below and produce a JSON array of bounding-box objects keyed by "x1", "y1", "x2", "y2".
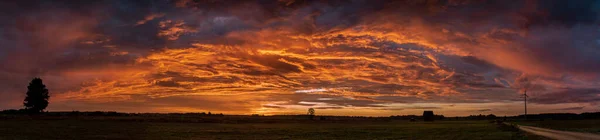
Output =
[{"x1": 518, "y1": 125, "x2": 600, "y2": 140}]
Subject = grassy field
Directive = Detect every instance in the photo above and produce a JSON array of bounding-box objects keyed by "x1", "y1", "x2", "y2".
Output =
[
  {"x1": 514, "y1": 119, "x2": 600, "y2": 134},
  {"x1": 0, "y1": 119, "x2": 543, "y2": 140}
]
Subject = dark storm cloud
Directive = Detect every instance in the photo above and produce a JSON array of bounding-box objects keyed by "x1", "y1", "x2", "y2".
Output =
[
  {"x1": 0, "y1": 0, "x2": 167, "y2": 75},
  {"x1": 529, "y1": 88, "x2": 600, "y2": 104},
  {"x1": 522, "y1": 0, "x2": 600, "y2": 28}
]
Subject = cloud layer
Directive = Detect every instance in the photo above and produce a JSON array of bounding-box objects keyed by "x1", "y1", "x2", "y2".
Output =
[{"x1": 1, "y1": 0, "x2": 600, "y2": 116}]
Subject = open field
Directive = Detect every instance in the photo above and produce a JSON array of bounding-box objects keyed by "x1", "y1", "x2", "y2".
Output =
[
  {"x1": 0, "y1": 117, "x2": 543, "y2": 140},
  {"x1": 514, "y1": 119, "x2": 600, "y2": 134}
]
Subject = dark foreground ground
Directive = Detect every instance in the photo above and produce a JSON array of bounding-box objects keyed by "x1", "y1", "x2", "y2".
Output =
[
  {"x1": 514, "y1": 119, "x2": 600, "y2": 134},
  {"x1": 0, "y1": 118, "x2": 543, "y2": 140}
]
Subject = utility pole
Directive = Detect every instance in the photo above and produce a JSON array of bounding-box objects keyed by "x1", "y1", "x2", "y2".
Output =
[{"x1": 523, "y1": 90, "x2": 528, "y2": 120}]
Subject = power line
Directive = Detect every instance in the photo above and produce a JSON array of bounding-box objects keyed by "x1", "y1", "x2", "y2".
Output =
[{"x1": 522, "y1": 90, "x2": 528, "y2": 120}]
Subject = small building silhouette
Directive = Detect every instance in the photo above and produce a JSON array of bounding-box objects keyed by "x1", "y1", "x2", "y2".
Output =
[{"x1": 423, "y1": 111, "x2": 434, "y2": 121}]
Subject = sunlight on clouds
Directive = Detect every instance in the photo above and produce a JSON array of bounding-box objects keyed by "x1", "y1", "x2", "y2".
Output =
[
  {"x1": 3, "y1": 0, "x2": 600, "y2": 116},
  {"x1": 53, "y1": 20, "x2": 516, "y2": 115}
]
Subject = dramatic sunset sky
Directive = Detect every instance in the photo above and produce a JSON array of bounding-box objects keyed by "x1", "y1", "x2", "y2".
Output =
[{"x1": 1, "y1": 0, "x2": 600, "y2": 116}]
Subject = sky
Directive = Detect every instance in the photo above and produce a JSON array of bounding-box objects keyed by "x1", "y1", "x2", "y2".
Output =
[{"x1": 1, "y1": 0, "x2": 600, "y2": 116}]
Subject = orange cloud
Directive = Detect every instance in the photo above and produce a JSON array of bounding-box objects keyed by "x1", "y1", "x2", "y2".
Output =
[{"x1": 136, "y1": 13, "x2": 166, "y2": 26}]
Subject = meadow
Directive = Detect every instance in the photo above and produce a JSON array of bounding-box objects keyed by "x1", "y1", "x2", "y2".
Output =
[
  {"x1": 0, "y1": 116, "x2": 543, "y2": 140},
  {"x1": 514, "y1": 119, "x2": 600, "y2": 134}
]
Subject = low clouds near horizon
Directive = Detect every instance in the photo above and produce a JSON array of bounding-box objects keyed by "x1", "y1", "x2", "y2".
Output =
[{"x1": 1, "y1": 0, "x2": 600, "y2": 116}]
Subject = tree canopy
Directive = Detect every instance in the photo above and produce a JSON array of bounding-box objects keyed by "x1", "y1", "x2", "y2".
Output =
[{"x1": 23, "y1": 78, "x2": 50, "y2": 113}]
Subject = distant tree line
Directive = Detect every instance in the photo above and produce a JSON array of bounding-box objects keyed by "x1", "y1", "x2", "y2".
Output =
[
  {"x1": 390, "y1": 112, "x2": 600, "y2": 121},
  {"x1": 0, "y1": 110, "x2": 225, "y2": 117},
  {"x1": 465, "y1": 114, "x2": 498, "y2": 120},
  {"x1": 389, "y1": 114, "x2": 445, "y2": 120},
  {"x1": 516, "y1": 112, "x2": 600, "y2": 120}
]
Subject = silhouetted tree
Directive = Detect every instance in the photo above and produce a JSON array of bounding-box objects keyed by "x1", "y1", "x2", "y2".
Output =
[
  {"x1": 307, "y1": 108, "x2": 315, "y2": 116},
  {"x1": 23, "y1": 78, "x2": 49, "y2": 113},
  {"x1": 307, "y1": 108, "x2": 315, "y2": 120}
]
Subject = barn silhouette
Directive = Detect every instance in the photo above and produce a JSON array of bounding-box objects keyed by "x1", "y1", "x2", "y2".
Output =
[{"x1": 423, "y1": 111, "x2": 434, "y2": 121}]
